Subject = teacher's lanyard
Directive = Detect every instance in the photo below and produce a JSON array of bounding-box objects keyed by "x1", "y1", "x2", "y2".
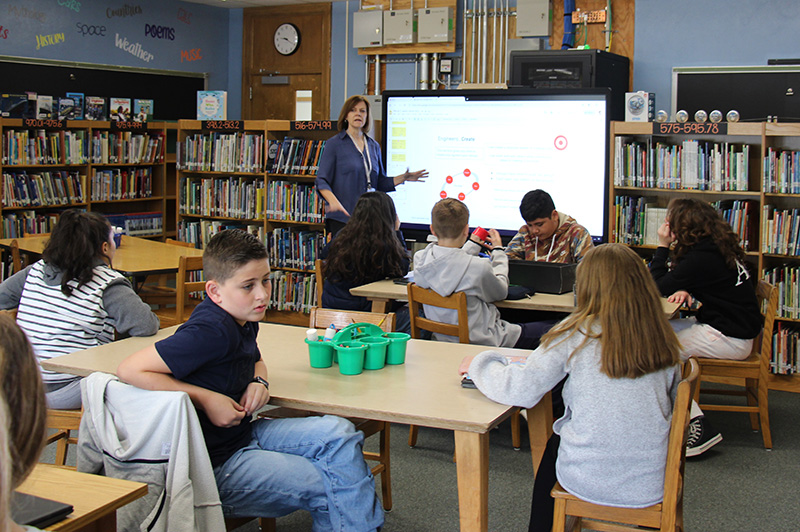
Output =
[{"x1": 349, "y1": 133, "x2": 374, "y2": 191}]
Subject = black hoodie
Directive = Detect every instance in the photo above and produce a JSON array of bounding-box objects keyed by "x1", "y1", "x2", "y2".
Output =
[{"x1": 649, "y1": 238, "x2": 762, "y2": 339}]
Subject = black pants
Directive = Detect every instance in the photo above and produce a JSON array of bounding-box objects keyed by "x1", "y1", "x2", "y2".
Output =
[{"x1": 529, "y1": 433, "x2": 560, "y2": 532}]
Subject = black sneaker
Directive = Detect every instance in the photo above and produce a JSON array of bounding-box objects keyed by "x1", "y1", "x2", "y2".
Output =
[{"x1": 686, "y1": 415, "x2": 722, "y2": 457}]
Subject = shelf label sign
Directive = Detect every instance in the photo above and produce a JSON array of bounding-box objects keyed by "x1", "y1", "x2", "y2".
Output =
[
  {"x1": 111, "y1": 121, "x2": 147, "y2": 131},
  {"x1": 290, "y1": 121, "x2": 334, "y2": 131},
  {"x1": 653, "y1": 122, "x2": 728, "y2": 135},
  {"x1": 202, "y1": 120, "x2": 243, "y2": 131},
  {"x1": 22, "y1": 118, "x2": 65, "y2": 130}
]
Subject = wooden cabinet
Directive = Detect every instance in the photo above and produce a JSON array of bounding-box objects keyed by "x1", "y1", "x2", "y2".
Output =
[
  {"x1": 609, "y1": 121, "x2": 800, "y2": 392},
  {"x1": 174, "y1": 119, "x2": 329, "y2": 326}
]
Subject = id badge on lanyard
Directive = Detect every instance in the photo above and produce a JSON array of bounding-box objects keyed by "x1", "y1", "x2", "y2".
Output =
[{"x1": 363, "y1": 145, "x2": 375, "y2": 192}]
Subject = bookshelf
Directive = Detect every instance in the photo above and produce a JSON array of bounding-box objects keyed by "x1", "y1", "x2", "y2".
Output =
[
  {"x1": 609, "y1": 121, "x2": 800, "y2": 392},
  {"x1": 0, "y1": 118, "x2": 168, "y2": 280},
  {"x1": 174, "y1": 119, "x2": 329, "y2": 326}
]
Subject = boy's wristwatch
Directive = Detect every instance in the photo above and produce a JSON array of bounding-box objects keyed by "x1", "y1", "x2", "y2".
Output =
[{"x1": 252, "y1": 376, "x2": 270, "y2": 390}]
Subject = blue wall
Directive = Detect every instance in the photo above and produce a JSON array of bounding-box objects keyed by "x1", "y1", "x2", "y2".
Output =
[
  {"x1": 5, "y1": 0, "x2": 800, "y2": 122},
  {"x1": 0, "y1": 0, "x2": 234, "y2": 117},
  {"x1": 633, "y1": 0, "x2": 800, "y2": 113}
]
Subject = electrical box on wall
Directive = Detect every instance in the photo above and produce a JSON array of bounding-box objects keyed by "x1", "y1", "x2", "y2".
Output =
[
  {"x1": 383, "y1": 9, "x2": 416, "y2": 45},
  {"x1": 353, "y1": 10, "x2": 383, "y2": 48},
  {"x1": 417, "y1": 7, "x2": 452, "y2": 43},
  {"x1": 516, "y1": 0, "x2": 551, "y2": 37}
]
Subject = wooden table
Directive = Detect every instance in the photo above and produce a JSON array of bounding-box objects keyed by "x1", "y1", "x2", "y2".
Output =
[
  {"x1": 0, "y1": 234, "x2": 203, "y2": 277},
  {"x1": 17, "y1": 464, "x2": 147, "y2": 532},
  {"x1": 351, "y1": 279, "x2": 681, "y2": 316},
  {"x1": 42, "y1": 323, "x2": 553, "y2": 532}
]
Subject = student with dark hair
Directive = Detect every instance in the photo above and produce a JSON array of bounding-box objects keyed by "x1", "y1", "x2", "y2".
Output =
[
  {"x1": 118, "y1": 229, "x2": 383, "y2": 531},
  {"x1": 0, "y1": 210, "x2": 159, "y2": 409},
  {"x1": 316, "y1": 95, "x2": 427, "y2": 235},
  {"x1": 321, "y1": 191, "x2": 411, "y2": 327},
  {"x1": 650, "y1": 197, "x2": 762, "y2": 456},
  {"x1": 506, "y1": 189, "x2": 593, "y2": 263},
  {"x1": 0, "y1": 313, "x2": 48, "y2": 532}
]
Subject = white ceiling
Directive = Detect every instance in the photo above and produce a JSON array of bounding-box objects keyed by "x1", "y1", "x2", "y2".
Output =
[{"x1": 179, "y1": 0, "x2": 334, "y2": 8}]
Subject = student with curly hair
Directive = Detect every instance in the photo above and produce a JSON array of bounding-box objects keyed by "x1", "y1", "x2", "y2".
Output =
[
  {"x1": 321, "y1": 191, "x2": 411, "y2": 329},
  {"x1": 650, "y1": 197, "x2": 762, "y2": 457},
  {"x1": 0, "y1": 210, "x2": 159, "y2": 409}
]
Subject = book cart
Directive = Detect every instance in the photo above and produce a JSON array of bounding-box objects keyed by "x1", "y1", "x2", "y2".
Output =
[
  {"x1": 609, "y1": 120, "x2": 800, "y2": 391},
  {"x1": 175, "y1": 119, "x2": 329, "y2": 326},
  {"x1": 0, "y1": 117, "x2": 168, "y2": 280}
]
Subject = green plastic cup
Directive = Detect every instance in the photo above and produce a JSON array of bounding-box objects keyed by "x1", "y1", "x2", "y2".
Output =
[
  {"x1": 334, "y1": 341, "x2": 367, "y2": 375},
  {"x1": 383, "y1": 332, "x2": 410, "y2": 365},
  {"x1": 361, "y1": 336, "x2": 389, "y2": 370},
  {"x1": 306, "y1": 337, "x2": 334, "y2": 368}
]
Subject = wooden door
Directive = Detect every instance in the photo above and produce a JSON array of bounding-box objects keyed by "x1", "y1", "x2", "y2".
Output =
[{"x1": 243, "y1": 4, "x2": 331, "y2": 120}]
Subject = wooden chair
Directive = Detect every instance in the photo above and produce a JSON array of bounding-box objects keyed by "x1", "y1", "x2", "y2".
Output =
[
  {"x1": 406, "y1": 283, "x2": 524, "y2": 450},
  {"x1": 9, "y1": 239, "x2": 23, "y2": 273},
  {"x1": 261, "y1": 307, "x2": 396, "y2": 511},
  {"x1": 314, "y1": 258, "x2": 324, "y2": 308},
  {"x1": 153, "y1": 255, "x2": 204, "y2": 328},
  {"x1": 693, "y1": 280, "x2": 778, "y2": 449},
  {"x1": 550, "y1": 358, "x2": 700, "y2": 532},
  {"x1": 44, "y1": 408, "x2": 82, "y2": 469},
  {"x1": 139, "y1": 239, "x2": 196, "y2": 309}
]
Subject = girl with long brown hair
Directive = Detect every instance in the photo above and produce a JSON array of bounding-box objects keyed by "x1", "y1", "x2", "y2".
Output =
[
  {"x1": 461, "y1": 244, "x2": 682, "y2": 532},
  {"x1": 651, "y1": 197, "x2": 761, "y2": 456}
]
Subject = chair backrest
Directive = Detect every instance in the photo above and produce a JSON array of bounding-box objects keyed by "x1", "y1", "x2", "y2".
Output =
[
  {"x1": 176, "y1": 255, "x2": 205, "y2": 323},
  {"x1": 661, "y1": 358, "x2": 700, "y2": 530},
  {"x1": 0, "y1": 308, "x2": 18, "y2": 320},
  {"x1": 407, "y1": 283, "x2": 470, "y2": 344},
  {"x1": 309, "y1": 306, "x2": 396, "y2": 333},
  {"x1": 10, "y1": 239, "x2": 22, "y2": 273},
  {"x1": 166, "y1": 238, "x2": 195, "y2": 249},
  {"x1": 754, "y1": 280, "x2": 779, "y2": 372},
  {"x1": 315, "y1": 258, "x2": 324, "y2": 309}
]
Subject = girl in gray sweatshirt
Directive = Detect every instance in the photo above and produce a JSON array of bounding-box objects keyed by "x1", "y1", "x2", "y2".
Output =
[{"x1": 463, "y1": 244, "x2": 682, "y2": 532}]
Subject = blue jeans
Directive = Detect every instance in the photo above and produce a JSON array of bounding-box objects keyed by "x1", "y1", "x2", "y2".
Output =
[{"x1": 213, "y1": 415, "x2": 384, "y2": 532}]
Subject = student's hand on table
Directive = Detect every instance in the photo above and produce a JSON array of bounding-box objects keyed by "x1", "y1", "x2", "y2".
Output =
[
  {"x1": 203, "y1": 393, "x2": 247, "y2": 427},
  {"x1": 459, "y1": 355, "x2": 475, "y2": 376},
  {"x1": 657, "y1": 221, "x2": 676, "y2": 248},
  {"x1": 668, "y1": 290, "x2": 693, "y2": 307},
  {"x1": 241, "y1": 382, "x2": 271, "y2": 415}
]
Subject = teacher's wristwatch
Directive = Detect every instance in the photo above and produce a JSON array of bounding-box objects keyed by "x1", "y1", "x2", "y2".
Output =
[{"x1": 252, "y1": 376, "x2": 270, "y2": 390}]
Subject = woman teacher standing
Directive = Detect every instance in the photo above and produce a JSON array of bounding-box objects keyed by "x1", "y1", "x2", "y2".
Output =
[{"x1": 316, "y1": 95, "x2": 428, "y2": 235}]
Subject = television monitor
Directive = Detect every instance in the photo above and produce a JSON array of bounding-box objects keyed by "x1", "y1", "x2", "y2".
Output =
[{"x1": 381, "y1": 88, "x2": 610, "y2": 242}]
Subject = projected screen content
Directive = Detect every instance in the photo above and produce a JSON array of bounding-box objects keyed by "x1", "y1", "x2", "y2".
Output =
[{"x1": 382, "y1": 90, "x2": 609, "y2": 239}]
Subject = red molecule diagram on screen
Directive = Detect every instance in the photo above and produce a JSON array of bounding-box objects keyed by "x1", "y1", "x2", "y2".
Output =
[{"x1": 439, "y1": 168, "x2": 480, "y2": 201}]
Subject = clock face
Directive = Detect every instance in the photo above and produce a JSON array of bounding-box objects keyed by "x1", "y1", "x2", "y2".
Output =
[{"x1": 274, "y1": 23, "x2": 300, "y2": 56}]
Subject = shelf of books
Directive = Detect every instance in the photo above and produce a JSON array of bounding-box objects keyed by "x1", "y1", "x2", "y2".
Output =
[
  {"x1": 0, "y1": 118, "x2": 169, "y2": 281},
  {"x1": 610, "y1": 121, "x2": 800, "y2": 392},
  {"x1": 174, "y1": 119, "x2": 329, "y2": 326}
]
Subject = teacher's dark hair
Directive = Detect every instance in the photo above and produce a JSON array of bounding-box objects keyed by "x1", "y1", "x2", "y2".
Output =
[
  {"x1": 42, "y1": 209, "x2": 113, "y2": 296},
  {"x1": 337, "y1": 95, "x2": 371, "y2": 134},
  {"x1": 325, "y1": 191, "x2": 407, "y2": 284}
]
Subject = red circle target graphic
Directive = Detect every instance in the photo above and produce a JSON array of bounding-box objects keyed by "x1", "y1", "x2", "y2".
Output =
[{"x1": 554, "y1": 136, "x2": 568, "y2": 150}]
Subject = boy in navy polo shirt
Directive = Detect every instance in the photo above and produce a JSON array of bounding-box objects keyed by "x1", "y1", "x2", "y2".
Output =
[{"x1": 118, "y1": 229, "x2": 383, "y2": 531}]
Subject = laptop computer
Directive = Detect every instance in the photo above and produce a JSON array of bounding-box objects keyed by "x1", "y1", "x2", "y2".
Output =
[
  {"x1": 508, "y1": 260, "x2": 577, "y2": 294},
  {"x1": 11, "y1": 492, "x2": 73, "y2": 528}
]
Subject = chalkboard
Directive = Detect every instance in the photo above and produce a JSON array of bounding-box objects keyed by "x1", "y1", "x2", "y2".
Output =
[{"x1": 0, "y1": 57, "x2": 206, "y2": 121}]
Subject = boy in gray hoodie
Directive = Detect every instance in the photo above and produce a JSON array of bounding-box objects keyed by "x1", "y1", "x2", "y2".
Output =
[{"x1": 413, "y1": 198, "x2": 549, "y2": 349}]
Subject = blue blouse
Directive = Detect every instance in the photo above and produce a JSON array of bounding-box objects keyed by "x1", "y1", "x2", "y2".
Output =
[{"x1": 315, "y1": 130, "x2": 395, "y2": 224}]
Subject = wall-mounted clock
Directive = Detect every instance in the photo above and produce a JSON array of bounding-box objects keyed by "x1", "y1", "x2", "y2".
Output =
[{"x1": 274, "y1": 23, "x2": 300, "y2": 56}]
